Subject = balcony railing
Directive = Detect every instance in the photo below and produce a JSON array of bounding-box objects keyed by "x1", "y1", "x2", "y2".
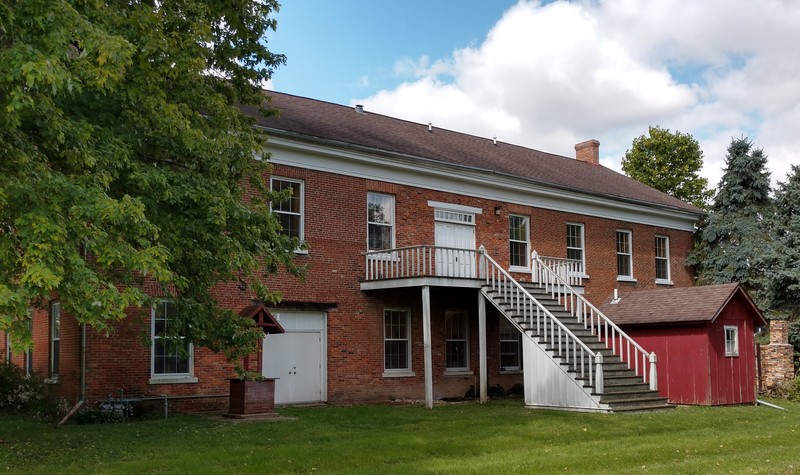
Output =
[{"x1": 364, "y1": 245, "x2": 482, "y2": 281}]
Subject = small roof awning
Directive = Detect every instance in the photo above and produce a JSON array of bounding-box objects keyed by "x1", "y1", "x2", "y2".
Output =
[{"x1": 239, "y1": 304, "x2": 285, "y2": 335}]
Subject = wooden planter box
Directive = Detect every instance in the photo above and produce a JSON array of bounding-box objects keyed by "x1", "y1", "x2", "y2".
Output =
[{"x1": 228, "y1": 378, "x2": 277, "y2": 415}]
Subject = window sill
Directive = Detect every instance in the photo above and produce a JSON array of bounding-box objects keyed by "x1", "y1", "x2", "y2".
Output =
[
  {"x1": 44, "y1": 377, "x2": 59, "y2": 385},
  {"x1": 725, "y1": 354, "x2": 739, "y2": 358},
  {"x1": 294, "y1": 249, "x2": 309, "y2": 255},
  {"x1": 444, "y1": 370, "x2": 473, "y2": 377},
  {"x1": 500, "y1": 369, "x2": 523, "y2": 375},
  {"x1": 383, "y1": 371, "x2": 416, "y2": 378},
  {"x1": 149, "y1": 376, "x2": 199, "y2": 385},
  {"x1": 508, "y1": 266, "x2": 530, "y2": 273},
  {"x1": 616, "y1": 276, "x2": 638, "y2": 283},
  {"x1": 655, "y1": 279, "x2": 673, "y2": 286}
]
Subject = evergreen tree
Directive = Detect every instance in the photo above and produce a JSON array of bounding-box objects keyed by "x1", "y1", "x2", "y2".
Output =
[
  {"x1": 622, "y1": 126, "x2": 712, "y2": 208},
  {"x1": 0, "y1": 0, "x2": 302, "y2": 364},
  {"x1": 687, "y1": 138, "x2": 772, "y2": 300},
  {"x1": 764, "y1": 165, "x2": 800, "y2": 318}
]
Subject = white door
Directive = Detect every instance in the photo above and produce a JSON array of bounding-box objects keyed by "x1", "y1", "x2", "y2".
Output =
[
  {"x1": 435, "y1": 221, "x2": 476, "y2": 277},
  {"x1": 262, "y1": 311, "x2": 326, "y2": 404}
]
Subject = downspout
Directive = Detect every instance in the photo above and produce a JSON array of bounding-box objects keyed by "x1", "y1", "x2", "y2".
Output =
[{"x1": 58, "y1": 324, "x2": 86, "y2": 426}]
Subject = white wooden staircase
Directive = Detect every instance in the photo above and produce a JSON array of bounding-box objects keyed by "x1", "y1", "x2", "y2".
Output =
[{"x1": 480, "y1": 248, "x2": 672, "y2": 412}]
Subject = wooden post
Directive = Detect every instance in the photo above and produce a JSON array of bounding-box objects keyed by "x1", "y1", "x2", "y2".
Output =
[
  {"x1": 422, "y1": 286, "x2": 433, "y2": 409},
  {"x1": 649, "y1": 352, "x2": 658, "y2": 391},
  {"x1": 478, "y1": 292, "x2": 487, "y2": 404}
]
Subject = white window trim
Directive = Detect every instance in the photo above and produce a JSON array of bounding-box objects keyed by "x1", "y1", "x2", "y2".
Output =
[
  {"x1": 499, "y1": 318, "x2": 522, "y2": 373},
  {"x1": 724, "y1": 325, "x2": 739, "y2": 357},
  {"x1": 382, "y1": 308, "x2": 414, "y2": 377},
  {"x1": 445, "y1": 310, "x2": 471, "y2": 374},
  {"x1": 509, "y1": 214, "x2": 530, "y2": 272},
  {"x1": 616, "y1": 230, "x2": 636, "y2": 282},
  {"x1": 150, "y1": 301, "x2": 197, "y2": 384},
  {"x1": 567, "y1": 222, "x2": 589, "y2": 278},
  {"x1": 4, "y1": 333, "x2": 10, "y2": 364},
  {"x1": 427, "y1": 201, "x2": 483, "y2": 215},
  {"x1": 49, "y1": 301, "x2": 60, "y2": 379},
  {"x1": 655, "y1": 235, "x2": 673, "y2": 285},
  {"x1": 367, "y1": 192, "x2": 396, "y2": 255},
  {"x1": 270, "y1": 176, "x2": 307, "y2": 254}
]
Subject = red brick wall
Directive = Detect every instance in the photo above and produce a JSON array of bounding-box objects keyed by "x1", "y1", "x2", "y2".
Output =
[{"x1": 10, "y1": 162, "x2": 698, "y2": 410}]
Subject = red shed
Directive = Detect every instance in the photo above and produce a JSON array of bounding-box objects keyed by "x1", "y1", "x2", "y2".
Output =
[{"x1": 599, "y1": 283, "x2": 767, "y2": 406}]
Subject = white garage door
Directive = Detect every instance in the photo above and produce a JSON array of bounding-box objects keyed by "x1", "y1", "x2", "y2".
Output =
[{"x1": 262, "y1": 311, "x2": 327, "y2": 404}]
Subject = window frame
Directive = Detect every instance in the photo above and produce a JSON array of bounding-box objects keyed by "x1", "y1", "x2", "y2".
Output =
[
  {"x1": 270, "y1": 177, "x2": 306, "y2": 253},
  {"x1": 655, "y1": 235, "x2": 672, "y2": 285},
  {"x1": 383, "y1": 308, "x2": 414, "y2": 377},
  {"x1": 150, "y1": 301, "x2": 197, "y2": 384},
  {"x1": 566, "y1": 223, "x2": 587, "y2": 276},
  {"x1": 616, "y1": 230, "x2": 635, "y2": 281},
  {"x1": 50, "y1": 301, "x2": 60, "y2": 378},
  {"x1": 445, "y1": 310, "x2": 470, "y2": 373},
  {"x1": 508, "y1": 214, "x2": 530, "y2": 272},
  {"x1": 4, "y1": 332, "x2": 10, "y2": 364},
  {"x1": 499, "y1": 318, "x2": 522, "y2": 372},
  {"x1": 367, "y1": 192, "x2": 396, "y2": 253},
  {"x1": 724, "y1": 325, "x2": 739, "y2": 357}
]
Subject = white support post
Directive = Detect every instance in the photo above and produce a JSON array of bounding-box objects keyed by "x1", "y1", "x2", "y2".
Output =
[
  {"x1": 595, "y1": 353, "x2": 604, "y2": 394},
  {"x1": 649, "y1": 352, "x2": 658, "y2": 391},
  {"x1": 478, "y1": 245, "x2": 486, "y2": 280},
  {"x1": 478, "y1": 292, "x2": 487, "y2": 404},
  {"x1": 422, "y1": 286, "x2": 433, "y2": 409},
  {"x1": 531, "y1": 251, "x2": 538, "y2": 283}
]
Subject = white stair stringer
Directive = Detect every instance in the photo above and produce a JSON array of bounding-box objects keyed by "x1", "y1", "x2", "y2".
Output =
[{"x1": 481, "y1": 288, "x2": 609, "y2": 412}]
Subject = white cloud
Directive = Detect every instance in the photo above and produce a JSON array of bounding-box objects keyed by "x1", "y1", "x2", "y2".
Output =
[{"x1": 354, "y1": 0, "x2": 800, "y2": 191}]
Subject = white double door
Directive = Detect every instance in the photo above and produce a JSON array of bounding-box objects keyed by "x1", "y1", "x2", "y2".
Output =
[
  {"x1": 262, "y1": 311, "x2": 327, "y2": 404},
  {"x1": 435, "y1": 221, "x2": 476, "y2": 278}
]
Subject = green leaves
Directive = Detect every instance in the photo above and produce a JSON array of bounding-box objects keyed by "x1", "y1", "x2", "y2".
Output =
[
  {"x1": 0, "y1": 0, "x2": 299, "y2": 360},
  {"x1": 622, "y1": 126, "x2": 712, "y2": 209}
]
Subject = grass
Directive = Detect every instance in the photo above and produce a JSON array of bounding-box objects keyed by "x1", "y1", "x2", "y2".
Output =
[{"x1": 1, "y1": 399, "x2": 798, "y2": 474}]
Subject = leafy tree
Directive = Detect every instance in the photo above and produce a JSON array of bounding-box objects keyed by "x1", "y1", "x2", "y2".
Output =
[
  {"x1": 0, "y1": 1, "x2": 302, "y2": 366},
  {"x1": 687, "y1": 138, "x2": 772, "y2": 300},
  {"x1": 764, "y1": 165, "x2": 800, "y2": 318},
  {"x1": 622, "y1": 126, "x2": 712, "y2": 208}
]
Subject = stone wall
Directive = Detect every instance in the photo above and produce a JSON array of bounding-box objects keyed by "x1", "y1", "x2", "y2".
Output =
[{"x1": 759, "y1": 319, "x2": 796, "y2": 392}]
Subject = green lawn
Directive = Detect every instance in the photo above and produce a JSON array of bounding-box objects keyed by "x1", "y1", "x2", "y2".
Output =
[{"x1": 1, "y1": 399, "x2": 797, "y2": 474}]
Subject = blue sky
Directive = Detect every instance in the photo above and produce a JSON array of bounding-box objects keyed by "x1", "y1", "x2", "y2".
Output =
[{"x1": 267, "y1": 1, "x2": 800, "y2": 189}]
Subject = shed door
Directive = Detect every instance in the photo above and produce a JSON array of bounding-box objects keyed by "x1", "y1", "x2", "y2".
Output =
[{"x1": 262, "y1": 311, "x2": 326, "y2": 404}]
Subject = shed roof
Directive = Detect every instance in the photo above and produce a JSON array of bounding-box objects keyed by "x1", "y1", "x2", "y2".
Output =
[
  {"x1": 242, "y1": 91, "x2": 702, "y2": 216},
  {"x1": 598, "y1": 283, "x2": 767, "y2": 326}
]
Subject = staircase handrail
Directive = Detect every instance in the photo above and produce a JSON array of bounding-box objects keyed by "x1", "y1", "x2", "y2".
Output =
[
  {"x1": 480, "y1": 247, "x2": 603, "y2": 391},
  {"x1": 531, "y1": 251, "x2": 657, "y2": 389}
]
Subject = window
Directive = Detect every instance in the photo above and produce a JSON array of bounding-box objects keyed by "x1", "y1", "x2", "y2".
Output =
[
  {"x1": 724, "y1": 326, "x2": 739, "y2": 357},
  {"x1": 271, "y1": 178, "x2": 304, "y2": 241},
  {"x1": 655, "y1": 236, "x2": 671, "y2": 283},
  {"x1": 616, "y1": 230, "x2": 633, "y2": 279},
  {"x1": 50, "y1": 301, "x2": 60, "y2": 377},
  {"x1": 151, "y1": 301, "x2": 193, "y2": 378},
  {"x1": 566, "y1": 223, "x2": 585, "y2": 274},
  {"x1": 509, "y1": 215, "x2": 530, "y2": 270},
  {"x1": 499, "y1": 318, "x2": 522, "y2": 371},
  {"x1": 4, "y1": 333, "x2": 10, "y2": 364},
  {"x1": 445, "y1": 311, "x2": 469, "y2": 371},
  {"x1": 367, "y1": 192, "x2": 395, "y2": 251},
  {"x1": 24, "y1": 311, "x2": 33, "y2": 375},
  {"x1": 384, "y1": 309, "x2": 412, "y2": 374}
]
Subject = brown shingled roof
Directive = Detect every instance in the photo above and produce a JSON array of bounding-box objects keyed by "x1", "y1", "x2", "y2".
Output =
[
  {"x1": 242, "y1": 91, "x2": 702, "y2": 215},
  {"x1": 598, "y1": 283, "x2": 767, "y2": 326}
]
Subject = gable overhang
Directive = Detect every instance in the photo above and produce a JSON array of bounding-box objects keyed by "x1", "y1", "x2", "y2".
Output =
[{"x1": 259, "y1": 129, "x2": 702, "y2": 232}]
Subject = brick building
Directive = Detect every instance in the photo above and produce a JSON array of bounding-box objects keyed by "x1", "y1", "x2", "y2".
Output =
[{"x1": 2, "y1": 91, "x2": 705, "y2": 412}]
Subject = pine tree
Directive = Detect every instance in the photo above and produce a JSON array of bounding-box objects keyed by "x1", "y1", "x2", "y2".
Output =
[
  {"x1": 687, "y1": 138, "x2": 772, "y2": 301},
  {"x1": 764, "y1": 165, "x2": 800, "y2": 318}
]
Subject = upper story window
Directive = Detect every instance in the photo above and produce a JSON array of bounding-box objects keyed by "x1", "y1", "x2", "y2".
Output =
[
  {"x1": 724, "y1": 325, "x2": 739, "y2": 357},
  {"x1": 383, "y1": 308, "x2": 412, "y2": 375},
  {"x1": 655, "y1": 235, "x2": 671, "y2": 284},
  {"x1": 445, "y1": 310, "x2": 469, "y2": 371},
  {"x1": 50, "y1": 301, "x2": 60, "y2": 378},
  {"x1": 151, "y1": 301, "x2": 194, "y2": 380},
  {"x1": 509, "y1": 215, "x2": 530, "y2": 270},
  {"x1": 566, "y1": 223, "x2": 585, "y2": 274},
  {"x1": 271, "y1": 177, "x2": 304, "y2": 242},
  {"x1": 3, "y1": 333, "x2": 10, "y2": 364},
  {"x1": 367, "y1": 192, "x2": 395, "y2": 251},
  {"x1": 616, "y1": 230, "x2": 634, "y2": 280}
]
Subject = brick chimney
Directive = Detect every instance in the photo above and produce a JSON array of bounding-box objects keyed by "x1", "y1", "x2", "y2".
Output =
[{"x1": 575, "y1": 139, "x2": 600, "y2": 165}]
